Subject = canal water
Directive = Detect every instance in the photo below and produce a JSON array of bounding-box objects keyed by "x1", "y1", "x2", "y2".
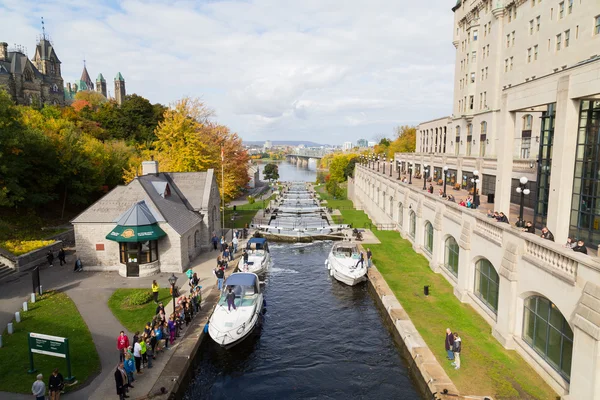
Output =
[
  {"x1": 184, "y1": 241, "x2": 421, "y2": 400},
  {"x1": 259, "y1": 160, "x2": 318, "y2": 182}
]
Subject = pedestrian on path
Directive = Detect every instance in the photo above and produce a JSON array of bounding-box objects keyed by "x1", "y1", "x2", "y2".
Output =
[
  {"x1": 73, "y1": 257, "x2": 83, "y2": 272},
  {"x1": 452, "y1": 332, "x2": 462, "y2": 370},
  {"x1": 32, "y1": 374, "x2": 45, "y2": 400},
  {"x1": 215, "y1": 267, "x2": 225, "y2": 291},
  {"x1": 140, "y1": 338, "x2": 147, "y2": 368},
  {"x1": 114, "y1": 362, "x2": 128, "y2": 400},
  {"x1": 152, "y1": 280, "x2": 160, "y2": 303},
  {"x1": 232, "y1": 235, "x2": 239, "y2": 255},
  {"x1": 155, "y1": 302, "x2": 165, "y2": 316},
  {"x1": 46, "y1": 251, "x2": 54, "y2": 267},
  {"x1": 133, "y1": 339, "x2": 143, "y2": 374},
  {"x1": 444, "y1": 328, "x2": 454, "y2": 360},
  {"x1": 48, "y1": 368, "x2": 64, "y2": 400},
  {"x1": 145, "y1": 339, "x2": 154, "y2": 369},
  {"x1": 117, "y1": 331, "x2": 130, "y2": 362},
  {"x1": 211, "y1": 234, "x2": 218, "y2": 251},
  {"x1": 168, "y1": 317, "x2": 177, "y2": 345},
  {"x1": 220, "y1": 236, "x2": 226, "y2": 252},
  {"x1": 124, "y1": 353, "x2": 135, "y2": 387},
  {"x1": 58, "y1": 248, "x2": 66, "y2": 266},
  {"x1": 162, "y1": 321, "x2": 170, "y2": 349},
  {"x1": 366, "y1": 248, "x2": 372, "y2": 268}
]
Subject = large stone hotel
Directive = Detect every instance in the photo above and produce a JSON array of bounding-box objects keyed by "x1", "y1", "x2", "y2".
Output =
[{"x1": 350, "y1": 1, "x2": 600, "y2": 399}]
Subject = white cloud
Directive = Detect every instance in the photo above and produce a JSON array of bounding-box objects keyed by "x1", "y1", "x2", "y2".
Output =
[{"x1": 0, "y1": 0, "x2": 455, "y2": 144}]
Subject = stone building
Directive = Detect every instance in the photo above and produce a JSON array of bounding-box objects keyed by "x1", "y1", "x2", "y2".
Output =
[
  {"x1": 64, "y1": 66, "x2": 126, "y2": 105},
  {"x1": 0, "y1": 37, "x2": 65, "y2": 106},
  {"x1": 71, "y1": 160, "x2": 221, "y2": 277},
  {"x1": 380, "y1": 0, "x2": 600, "y2": 398}
]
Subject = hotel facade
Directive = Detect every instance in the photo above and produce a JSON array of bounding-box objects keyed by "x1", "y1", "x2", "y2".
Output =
[{"x1": 351, "y1": 1, "x2": 600, "y2": 398}]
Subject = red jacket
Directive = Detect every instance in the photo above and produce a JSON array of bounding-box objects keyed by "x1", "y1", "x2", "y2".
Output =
[{"x1": 117, "y1": 334, "x2": 130, "y2": 350}]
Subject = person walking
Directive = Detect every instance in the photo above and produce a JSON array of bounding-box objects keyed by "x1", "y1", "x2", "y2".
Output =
[
  {"x1": 226, "y1": 287, "x2": 237, "y2": 311},
  {"x1": 220, "y1": 236, "x2": 226, "y2": 252},
  {"x1": 211, "y1": 234, "x2": 218, "y2": 251},
  {"x1": 444, "y1": 328, "x2": 455, "y2": 360},
  {"x1": 46, "y1": 251, "x2": 54, "y2": 267},
  {"x1": 48, "y1": 368, "x2": 64, "y2": 400},
  {"x1": 232, "y1": 235, "x2": 239, "y2": 255},
  {"x1": 215, "y1": 267, "x2": 225, "y2": 291},
  {"x1": 73, "y1": 257, "x2": 83, "y2": 272},
  {"x1": 366, "y1": 248, "x2": 372, "y2": 268},
  {"x1": 117, "y1": 331, "x2": 130, "y2": 362},
  {"x1": 151, "y1": 280, "x2": 160, "y2": 303},
  {"x1": 32, "y1": 374, "x2": 45, "y2": 400},
  {"x1": 133, "y1": 339, "x2": 143, "y2": 375},
  {"x1": 222, "y1": 247, "x2": 230, "y2": 263},
  {"x1": 58, "y1": 248, "x2": 66, "y2": 266},
  {"x1": 451, "y1": 332, "x2": 462, "y2": 370},
  {"x1": 355, "y1": 252, "x2": 364, "y2": 268},
  {"x1": 114, "y1": 362, "x2": 128, "y2": 400}
]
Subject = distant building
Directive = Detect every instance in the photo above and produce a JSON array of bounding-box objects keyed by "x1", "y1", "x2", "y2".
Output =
[
  {"x1": 356, "y1": 139, "x2": 368, "y2": 148},
  {"x1": 65, "y1": 66, "x2": 126, "y2": 105},
  {"x1": 247, "y1": 163, "x2": 261, "y2": 189},
  {"x1": 263, "y1": 140, "x2": 272, "y2": 151},
  {"x1": 343, "y1": 141, "x2": 353, "y2": 151},
  {"x1": 368, "y1": 141, "x2": 376, "y2": 147}
]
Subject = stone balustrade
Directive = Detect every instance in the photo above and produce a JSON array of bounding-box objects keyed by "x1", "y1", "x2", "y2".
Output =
[
  {"x1": 523, "y1": 236, "x2": 578, "y2": 285},
  {"x1": 474, "y1": 217, "x2": 504, "y2": 246}
]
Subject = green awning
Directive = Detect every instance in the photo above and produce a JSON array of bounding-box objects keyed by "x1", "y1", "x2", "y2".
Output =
[{"x1": 105, "y1": 224, "x2": 167, "y2": 242}]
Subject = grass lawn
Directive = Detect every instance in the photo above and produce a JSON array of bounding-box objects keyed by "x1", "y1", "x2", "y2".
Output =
[
  {"x1": 223, "y1": 192, "x2": 277, "y2": 228},
  {"x1": 0, "y1": 291, "x2": 100, "y2": 394},
  {"x1": 107, "y1": 288, "x2": 171, "y2": 333},
  {"x1": 327, "y1": 190, "x2": 559, "y2": 400}
]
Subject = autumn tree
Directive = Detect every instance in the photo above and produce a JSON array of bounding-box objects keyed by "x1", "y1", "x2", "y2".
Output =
[{"x1": 388, "y1": 125, "x2": 417, "y2": 157}]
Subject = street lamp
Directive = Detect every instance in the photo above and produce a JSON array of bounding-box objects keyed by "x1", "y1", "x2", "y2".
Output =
[
  {"x1": 408, "y1": 163, "x2": 413, "y2": 184},
  {"x1": 515, "y1": 176, "x2": 531, "y2": 227},
  {"x1": 382, "y1": 155, "x2": 387, "y2": 174},
  {"x1": 471, "y1": 170, "x2": 480, "y2": 208},
  {"x1": 168, "y1": 273, "x2": 178, "y2": 315},
  {"x1": 396, "y1": 161, "x2": 401, "y2": 180},
  {"x1": 377, "y1": 155, "x2": 380, "y2": 172},
  {"x1": 389, "y1": 160, "x2": 393, "y2": 177},
  {"x1": 423, "y1": 163, "x2": 429, "y2": 190},
  {"x1": 443, "y1": 165, "x2": 449, "y2": 197}
]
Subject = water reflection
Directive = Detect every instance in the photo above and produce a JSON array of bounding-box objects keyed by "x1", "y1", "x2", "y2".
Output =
[{"x1": 257, "y1": 160, "x2": 317, "y2": 182}]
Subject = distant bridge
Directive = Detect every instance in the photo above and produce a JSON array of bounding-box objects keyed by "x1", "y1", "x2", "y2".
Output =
[{"x1": 285, "y1": 149, "x2": 328, "y2": 167}]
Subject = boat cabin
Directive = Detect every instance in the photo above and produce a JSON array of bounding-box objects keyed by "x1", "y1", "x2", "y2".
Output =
[
  {"x1": 332, "y1": 243, "x2": 360, "y2": 259},
  {"x1": 220, "y1": 273, "x2": 261, "y2": 307},
  {"x1": 247, "y1": 237, "x2": 269, "y2": 254}
]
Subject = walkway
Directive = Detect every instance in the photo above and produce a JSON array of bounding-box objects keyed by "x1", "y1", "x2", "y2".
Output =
[{"x1": 0, "y1": 240, "x2": 247, "y2": 400}]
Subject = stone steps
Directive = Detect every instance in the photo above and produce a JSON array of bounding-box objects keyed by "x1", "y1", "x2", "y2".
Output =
[{"x1": 0, "y1": 262, "x2": 17, "y2": 282}]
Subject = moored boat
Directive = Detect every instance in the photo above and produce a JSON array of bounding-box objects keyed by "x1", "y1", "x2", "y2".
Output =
[
  {"x1": 325, "y1": 242, "x2": 367, "y2": 286},
  {"x1": 242, "y1": 237, "x2": 271, "y2": 274}
]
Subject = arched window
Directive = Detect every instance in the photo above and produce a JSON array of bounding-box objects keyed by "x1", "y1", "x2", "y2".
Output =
[
  {"x1": 24, "y1": 69, "x2": 33, "y2": 82},
  {"x1": 382, "y1": 191, "x2": 386, "y2": 212},
  {"x1": 522, "y1": 114, "x2": 533, "y2": 130},
  {"x1": 444, "y1": 236, "x2": 459, "y2": 276},
  {"x1": 389, "y1": 196, "x2": 393, "y2": 218},
  {"x1": 398, "y1": 202, "x2": 404, "y2": 227},
  {"x1": 28, "y1": 95, "x2": 33, "y2": 105},
  {"x1": 424, "y1": 221, "x2": 433, "y2": 253},
  {"x1": 409, "y1": 210, "x2": 416, "y2": 238},
  {"x1": 52, "y1": 84, "x2": 58, "y2": 93},
  {"x1": 523, "y1": 296, "x2": 573, "y2": 380},
  {"x1": 475, "y1": 258, "x2": 499, "y2": 313}
]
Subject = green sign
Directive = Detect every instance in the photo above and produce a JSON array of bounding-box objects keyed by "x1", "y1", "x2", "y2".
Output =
[{"x1": 28, "y1": 333, "x2": 74, "y2": 381}]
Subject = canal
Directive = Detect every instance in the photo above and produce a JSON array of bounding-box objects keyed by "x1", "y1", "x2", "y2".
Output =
[
  {"x1": 184, "y1": 241, "x2": 421, "y2": 400},
  {"x1": 259, "y1": 160, "x2": 318, "y2": 182}
]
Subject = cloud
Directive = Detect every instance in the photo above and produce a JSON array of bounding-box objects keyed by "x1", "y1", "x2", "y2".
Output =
[{"x1": 0, "y1": 0, "x2": 455, "y2": 144}]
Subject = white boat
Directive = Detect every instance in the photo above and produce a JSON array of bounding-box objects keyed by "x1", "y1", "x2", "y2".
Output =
[
  {"x1": 325, "y1": 243, "x2": 367, "y2": 286},
  {"x1": 242, "y1": 237, "x2": 271, "y2": 274},
  {"x1": 208, "y1": 273, "x2": 265, "y2": 348}
]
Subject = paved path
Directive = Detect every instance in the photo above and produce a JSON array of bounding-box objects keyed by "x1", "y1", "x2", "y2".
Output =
[{"x1": 0, "y1": 238, "x2": 248, "y2": 400}]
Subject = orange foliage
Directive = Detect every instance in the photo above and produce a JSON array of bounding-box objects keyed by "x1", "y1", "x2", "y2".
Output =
[{"x1": 71, "y1": 99, "x2": 91, "y2": 112}]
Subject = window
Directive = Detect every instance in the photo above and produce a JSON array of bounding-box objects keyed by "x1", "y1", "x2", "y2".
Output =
[
  {"x1": 513, "y1": 6, "x2": 517, "y2": 19},
  {"x1": 24, "y1": 69, "x2": 33, "y2": 82},
  {"x1": 527, "y1": 48, "x2": 532, "y2": 63},
  {"x1": 472, "y1": 51, "x2": 476, "y2": 62},
  {"x1": 534, "y1": 45, "x2": 539, "y2": 60},
  {"x1": 564, "y1": 30, "x2": 570, "y2": 47},
  {"x1": 469, "y1": 95, "x2": 474, "y2": 110},
  {"x1": 473, "y1": 30, "x2": 478, "y2": 41},
  {"x1": 531, "y1": 0, "x2": 535, "y2": 6},
  {"x1": 510, "y1": 56, "x2": 514, "y2": 70},
  {"x1": 551, "y1": 7, "x2": 554, "y2": 20},
  {"x1": 508, "y1": 9, "x2": 512, "y2": 22},
  {"x1": 481, "y1": 69, "x2": 484, "y2": 81},
  {"x1": 466, "y1": 124, "x2": 473, "y2": 156},
  {"x1": 529, "y1": 20, "x2": 534, "y2": 35},
  {"x1": 474, "y1": 258, "x2": 499, "y2": 313},
  {"x1": 409, "y1": 211, "x2": 416, "y2": 239},
  {"x1": 424, "y1": 222, "x2": 433, "y2": 254},
  {"x1": 398, "y1": 203, "x2": 403, "y2": 227},
  {"x1": 556, "y1": 34, "x2": 562, "y2": 51},
  {"x1": 568, "y1": 0, "x2": 573, "y2": 14},
  {"x1": 484, "y1": 92, "x2": 487, "y2": 107},
  {"x1": 595, "y1": 15, "x2": 600, "y2": 35},
  {"x1": 52, "y1": 84, "x2": 58, "y2": 93},
  {"x1": 488, "y1": 23, "x2": 491, "y2": 34},
  {"x1": 485, "y1": 67, "x2": 488, "y2": 79},
  {"x1": 505, "y1": 59, "x2": 509, "y2": 72},
  {"x1": 486, "y1": 45, "x2": 490, "y2": 57},
  {"x1": 480, "y1": 121, "x2": 487, "y2": 156},
  {"x1": 536, "y1": 16, "x2": 541, "y2": 31},
  {"x1": 523, "y1": 114, "x2": 533, "y2": 130},
  {"x1": 119, "y1": 240, "x2": 159, "y2": 264},
  {"x1": 444, "y1": 237, "x2": 459, "y2": 276},
  {"x1": 470, "y1": 72, "x2": 475, "y2": 83},
  {"x1": 506, "y1": 34, "x2": 510, "y2": 48},
  {"x1": 559, "y1": 2, "x2": 564, "y2": 19},
  {"x1": 512, "y1": 31, "x2": 515, "y2": 46},
  {"x1": 479, "y1": 93, "x2": 483, "y2": 109},
  {"x1": 576, "y1": 25, "x2": 579, "y2": 39},
  {"x1": 523, "y1": 296, "x2": 573, "y2": 380},
  {"x1": 521, "y1": 137, "x2": 531, "y2": 158}
]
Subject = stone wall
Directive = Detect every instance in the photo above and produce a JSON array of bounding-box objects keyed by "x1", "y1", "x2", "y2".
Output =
[{"x1": 17, "y1": 240, "x2": 64, "y2": 271}]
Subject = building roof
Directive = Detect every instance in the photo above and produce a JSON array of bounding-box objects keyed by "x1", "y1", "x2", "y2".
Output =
[
  {"x1": 80, "y1": 65, "x2": 94, "y2": 90},
  {"x1": 0, "y1": 51, "x2": 42, "y2": 78},
  {"x1": 97, "y1": 73, "x2": 105, "y2": 82},
  {"x1": 115, "y1": 72, "x2": 124, "y2": 81},
  {"x1": 115, "y1": 200, "x2": 158, "y2": 226},
  {"x1": 34, "y1": 39, "x2": 61, "y2": 63},
  {"x1": 72, "y1": 169, "x2": 217, "y2": 236}
]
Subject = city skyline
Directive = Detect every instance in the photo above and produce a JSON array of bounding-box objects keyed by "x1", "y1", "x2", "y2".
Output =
[{"x1": 0, "y1": 0, "x2": 455, "y2": 143}]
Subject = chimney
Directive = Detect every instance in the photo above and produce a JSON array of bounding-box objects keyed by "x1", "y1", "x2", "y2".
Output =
[
  {"x1": 142, "y1": 160, "x2": 159, "y2": 176},
  {"x1": 0, "y1": 42, "x2": 7, "y2": 61}
]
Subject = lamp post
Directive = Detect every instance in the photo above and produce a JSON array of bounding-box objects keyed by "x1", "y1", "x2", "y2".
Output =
[
  {"x1": 408, "y1": 163, "x2": 413, "y2": 184},
  {"x1": 471, "y1": 170, "x2": 480, "y2": 208},
  {"x1": 423, "y1": 163, "x2": 429, "y2": 190},
  {"x1": 382, "y1": 155, "x2": 387, "y2": 174},
  {"x1": 389, "y1": 160, "x2": 393, "y2": 177},
  {"x1": 168, "y1": 274, "x2": 178, "y2": 315},
  {"x1": 377, "y1": 155, "x2": 380, "y2": 172},
  {"x1": 515, "y1": 176, "x2": 530, "y2": 227},
  {"x1": 443, "y1": 165, "x2": 449, "y2": 197},
  {"x1": 397, "y1": 161, "x2": 401, "y2": 180},
  {"x1": 371, "y1": 155, "x2": 374, "y2": 169}
]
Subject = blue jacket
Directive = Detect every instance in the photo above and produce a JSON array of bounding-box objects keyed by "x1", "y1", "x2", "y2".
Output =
[{"x1": 124, "y1": 358, "x2": 135, "y2": 373}]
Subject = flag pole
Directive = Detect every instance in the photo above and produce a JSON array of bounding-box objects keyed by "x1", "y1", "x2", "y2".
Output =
[{"x1": 221, "y1": 145, "x2": 225, "y2": 234}]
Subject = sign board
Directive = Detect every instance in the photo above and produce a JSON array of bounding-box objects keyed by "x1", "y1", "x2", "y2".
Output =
[{"x1": 27, "y1": 332, "x2": 74, "y2": 381}]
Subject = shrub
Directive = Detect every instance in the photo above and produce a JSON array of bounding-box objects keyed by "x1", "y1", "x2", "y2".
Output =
[
  {"x1": 0, "y1": 240, "x2": 56, "y2": 256},
  {"x1": 123, "y1": 290, "x2": 153, "y2": 306},
  {"x1": 247, "y1": 195, "x2": 255, "y2": 204}
]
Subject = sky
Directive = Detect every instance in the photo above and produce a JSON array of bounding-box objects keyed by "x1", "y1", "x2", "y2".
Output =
[{"x1": 0, "y1": 0, "x2": 456, "y2": 145}]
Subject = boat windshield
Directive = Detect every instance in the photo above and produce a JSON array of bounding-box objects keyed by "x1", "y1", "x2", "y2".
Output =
[
  {"x1": 334, "y1": 246, "x2": 359, "y2": 259},
  {"x1": 218, "y1": 285, "x2": 258, "y2": 307}
]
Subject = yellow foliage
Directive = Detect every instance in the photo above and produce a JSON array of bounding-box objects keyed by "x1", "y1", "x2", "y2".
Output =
[{"x1": 1, "y1": 240, "x2": 56, "y2": 256}]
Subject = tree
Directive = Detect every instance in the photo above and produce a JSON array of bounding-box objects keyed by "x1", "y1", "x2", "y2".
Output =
[
  {"x1": 263, "y1": 163, "x2": 279, "y2": 182},
  {"x1": 388, "y1": 125, "x2": 417, "y2": 157},
  {"x1": 326, "y1": 179, "x2": 343, "y2": 199},
  {"x1": 74, "y1": 91, "x2": 107, "y2": 110},
  {"x1": 344, "y1": 156, "x2": 358, "y2": 179}
]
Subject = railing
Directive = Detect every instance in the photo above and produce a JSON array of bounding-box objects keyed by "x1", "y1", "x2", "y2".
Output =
[
  {"x1": 444, "y1": 205, "x2": 463, "y2": 222},
  {"x1": 424, "y1": 200, "x2": 436, "y2": 211},
  {"x1": 474, "y1": 218, "x2": 503, "y2": 245},
  {"x1": 523, "y1": 239, "x2": 578, "y2": 283}
]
